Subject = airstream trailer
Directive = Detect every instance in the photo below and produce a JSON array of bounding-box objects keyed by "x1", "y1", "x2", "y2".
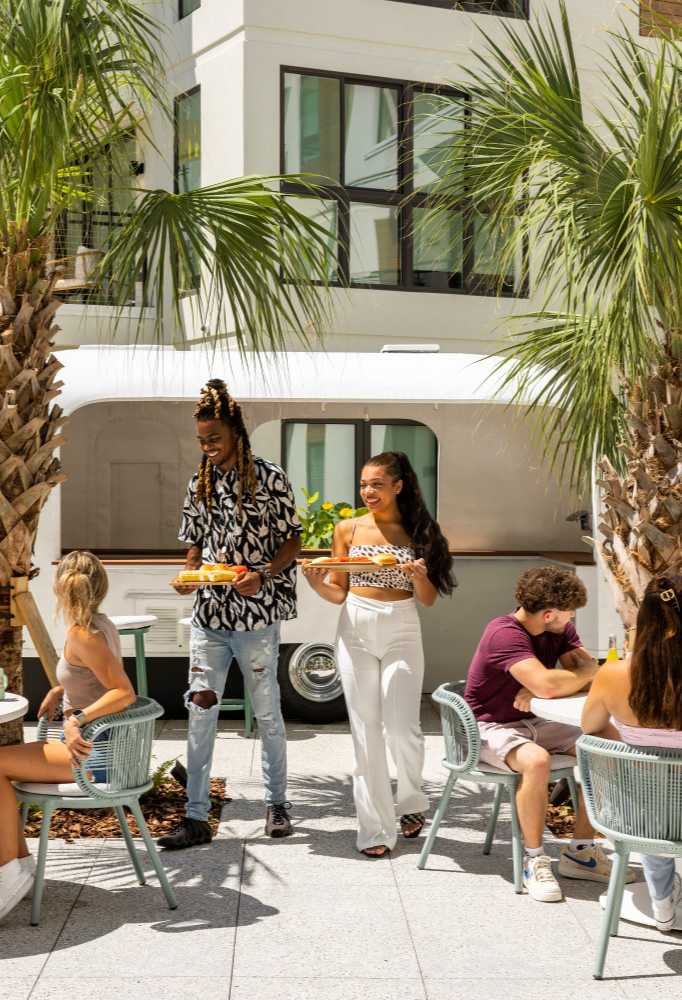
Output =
[{"x1": 26, "y1": 346, "x2": 607, "y2": 722}]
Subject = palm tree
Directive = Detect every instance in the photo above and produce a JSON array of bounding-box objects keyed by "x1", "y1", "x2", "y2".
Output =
[
  {"x1": 0, "y1": 0, "x2": 334, "y2": 744},
  {"x1": 423, "y1": 2, "x2": 681, "y2": 631}
]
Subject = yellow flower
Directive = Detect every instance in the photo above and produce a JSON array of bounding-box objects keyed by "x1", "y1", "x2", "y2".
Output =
[
  {"x1": 306, "y1": 491, "x2": 320, "y2": 505},
  {"x1": 339, "y1": 507, "x2": 354, "y2": 518},
  {"x1": 321, "y1": 502, "x2": 334, "y2": 511}
]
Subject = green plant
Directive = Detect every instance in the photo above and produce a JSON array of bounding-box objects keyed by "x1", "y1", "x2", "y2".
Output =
[
  {"x1": 148, "y1": 757, "x2": 176, "y2": 794},
  {"x1": 298, "y1": 489, "x2": 367, "y2": 549}
]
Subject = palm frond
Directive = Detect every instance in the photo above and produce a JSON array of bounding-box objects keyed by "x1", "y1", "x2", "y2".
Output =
[{"x1": 98, "y1": 176, "x2": 337, "y2": 352}]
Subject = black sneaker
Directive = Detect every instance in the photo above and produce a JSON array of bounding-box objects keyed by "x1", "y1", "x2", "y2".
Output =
[
  {"x1": 170, "y1": 761, "x2": 188, "y2": 789},
  {"x1": 265, "y1": 802, "x2": 293, "y2": 838},
  {"x1": 157, "y1": 818, "x2": 212, "y2": 850}
]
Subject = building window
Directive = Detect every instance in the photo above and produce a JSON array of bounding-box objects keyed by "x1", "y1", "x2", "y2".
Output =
[
  {"x1": 179, "y1": 0, "x2": 201, "y2": 19},
  {"x1": 282, "y1": 419, "x2": 438, "y2": 515},
  {"x1": 54, "y1": 136, "x2": 138, "y2": 304},
  {"x1": 174, "y1": 87, "x2": 201, "y2": 290},
  {"x1": 174, "y1": 87, "x2": 201, "y2": 194},
  {"x1": 386, "y1": 1, "x2": 528, "y2": 16},
  {"x1": 282, "y1": 69, "x2": 523, "y2": 296}
]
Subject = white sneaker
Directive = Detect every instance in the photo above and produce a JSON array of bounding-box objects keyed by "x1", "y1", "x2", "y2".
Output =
[
  {"x1": 0, "y1": 858, "x2": 34, "y2": 922},
  {"x1": 19, "y1": 855, "x2": 36, "y2": 878},
  {"x1": 558, "y1": 844, "x2": 635, "y2": 884},
  {"x1": 523, "y1": 854, "x2": 563, "y2": 902},
  {"x1": 652, "y1": 873, "x2": 682, "y2": 933}
]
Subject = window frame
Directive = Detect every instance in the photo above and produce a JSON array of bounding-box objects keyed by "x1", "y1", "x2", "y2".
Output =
[
  {"x1": 281, "y1": 417, "x2": 439, "y2": 513},
  {"x1": 385, "y1": 1, "x2": 529, "y2": 17},
  {"x1": 280, "y1": 66, "x2": 526, "y2": 298}
]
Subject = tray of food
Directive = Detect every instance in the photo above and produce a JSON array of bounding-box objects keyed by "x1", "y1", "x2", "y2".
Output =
[
  {"x1": 305, "y1": 553, "x2": 398, "y2": 573},
  {"x1": 171, "y1": 564, "x2": 249, "y2": 588}
]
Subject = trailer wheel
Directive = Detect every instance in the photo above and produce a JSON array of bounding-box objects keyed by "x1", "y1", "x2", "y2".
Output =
[{"x1": 278, "y1": 643, "x2": 347, "y2": 723}]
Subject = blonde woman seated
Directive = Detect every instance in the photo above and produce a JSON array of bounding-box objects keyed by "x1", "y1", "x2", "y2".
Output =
[
  {"x1": 582, "y1": 575, "x2": 682, "y2": 932},
  {"x1": 0, "y1": 551, "x2": 135, "y2": 922}
]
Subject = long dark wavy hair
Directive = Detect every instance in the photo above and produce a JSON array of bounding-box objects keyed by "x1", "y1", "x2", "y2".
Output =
[
  {"x1": 366, "y1": 451, "x2": 456, "y2": 596},
  {"x1": 629, "y1": 574, "x2": 682, "y2": 729}
]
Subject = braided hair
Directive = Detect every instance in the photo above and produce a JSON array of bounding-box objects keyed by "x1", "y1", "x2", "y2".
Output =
[
  {"x1": 367, "y1": 451, "x2": 456, "y2": 596},
  {"x1": 629, "y1": 574, "x2": 682, "y2": 729},
  {"x1": 193, "y1": 379, "x2": 257, "y2": 514}
]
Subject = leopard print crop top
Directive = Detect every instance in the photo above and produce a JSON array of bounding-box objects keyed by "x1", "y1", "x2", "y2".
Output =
[{"x1": 348, "y1": 544, "x2": 415, "y2": 591}]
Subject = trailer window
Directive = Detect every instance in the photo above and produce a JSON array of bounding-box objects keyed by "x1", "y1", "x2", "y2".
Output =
[
  {"x1": 370, "y1": 423, "x2": 437, "y2": 515},
  {"x1": 284, "y1": 422, "x2": 358, "y2": 510},
  {"x1": 282, "y1": 419, "x2": 437, "y2": 516}
]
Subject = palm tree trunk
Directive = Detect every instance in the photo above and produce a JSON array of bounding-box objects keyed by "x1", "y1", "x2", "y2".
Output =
[
  {"x1": 597, "y1": 339, "x2": 682, "y2": 627},
  {"x1": 0, "y1": 228, "x2": 66, "y2": 746}
]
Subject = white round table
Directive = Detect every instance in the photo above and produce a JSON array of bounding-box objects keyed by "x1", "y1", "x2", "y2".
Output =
[
  {"x1": 531, "y1": 692, "x2": 680, "y2": 929},
  {"x1": 0, "y1": 693, "x2": 29, "y2": 724},
  {"x1": 530, "y1": 693, "x2": 586, "y2": 726}
]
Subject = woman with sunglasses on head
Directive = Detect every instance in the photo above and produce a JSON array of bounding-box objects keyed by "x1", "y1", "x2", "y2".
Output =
[
  {"x1": 582, "y1": 575, "x2": 682, "y2": 932},
  {"x1": 303, "y1": 452, "x2": 455, "y2": 857}
]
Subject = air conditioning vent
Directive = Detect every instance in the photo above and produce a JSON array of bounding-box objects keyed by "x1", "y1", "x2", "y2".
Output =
[{"x1": 126, "y1": 601, "x2": 193, "y2": 655}]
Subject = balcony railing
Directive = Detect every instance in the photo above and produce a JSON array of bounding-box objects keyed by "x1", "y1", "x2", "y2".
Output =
[{"x1": 52, "y1": 209, "x2": 134, "y2": 306}]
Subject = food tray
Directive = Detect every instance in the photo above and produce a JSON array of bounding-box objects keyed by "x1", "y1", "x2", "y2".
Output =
[
  {"x1": 170, "y1": 577, "x2": 234, "y2": 589},
  {"x1": 305, "y1": 561, "x2": 395, "y2": 573}
]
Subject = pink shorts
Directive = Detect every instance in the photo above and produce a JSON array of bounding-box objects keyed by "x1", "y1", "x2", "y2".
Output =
[{"x1": 477, "y1": 717, "x2": 580, "y2": 771}]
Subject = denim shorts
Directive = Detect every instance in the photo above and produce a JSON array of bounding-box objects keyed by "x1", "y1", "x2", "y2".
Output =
[{"x1": 60, "y1": 728, "x2": 110, "y2": 783}]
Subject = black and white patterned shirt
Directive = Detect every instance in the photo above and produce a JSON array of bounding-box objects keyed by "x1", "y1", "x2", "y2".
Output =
[{"x1": 178, "y1": 457, "x2": 301, "y2": 631}]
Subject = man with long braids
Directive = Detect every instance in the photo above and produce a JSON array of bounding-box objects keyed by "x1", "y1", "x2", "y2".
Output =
[{"x1": 159, "y1": 379, "x2": 301, "y2": 848}]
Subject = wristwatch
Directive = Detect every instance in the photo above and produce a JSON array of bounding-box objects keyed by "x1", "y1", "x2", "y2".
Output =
[
  {"x1": 70, "y1": 710, "x2": 87, "y2": 727},
  {"x1": 258, "y1": 566, "x2": 273, "y2": 583}
]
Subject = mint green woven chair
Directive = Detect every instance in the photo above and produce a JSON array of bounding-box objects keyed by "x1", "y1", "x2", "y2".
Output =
[
  {"x1": 577, "y1": 735, "x2": 682, "y2": 979},
  {"x1": 418, "y1": 682, "x2": 579, "y2": 891},
  {"x1": 15, "y1": 696, "x2": 178, "y2": 925}
]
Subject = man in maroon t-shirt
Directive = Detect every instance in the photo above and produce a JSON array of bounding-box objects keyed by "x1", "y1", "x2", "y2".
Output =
[{"x1": 464, "y1": 566, "x2": 632, "y2": 902}]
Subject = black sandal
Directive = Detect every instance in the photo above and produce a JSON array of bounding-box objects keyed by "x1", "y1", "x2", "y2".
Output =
[
  {"x1": 361, "y1": 845, "x2": 390, "y2": 858},
  {"x1": 400, "y1": 813, "x2": 425, "y2": 839}
]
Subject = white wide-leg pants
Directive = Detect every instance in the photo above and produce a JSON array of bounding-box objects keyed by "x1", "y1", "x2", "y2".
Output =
[{"x1": 336, "y1": 593, "x2": 429, "y2": 851}]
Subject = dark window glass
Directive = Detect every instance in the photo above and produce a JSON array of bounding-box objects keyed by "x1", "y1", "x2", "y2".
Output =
[
  {"x1": 179, "y1": 0, "x2": 200, "y2": 18},
  {"x1": 345, "y1": 84, "x2": 399, "y2": 190},
  {"x1": 283, "y1": 74, "x2": 340, "y2": 180},
  {"x1": 370, "y1": 423, "x2": 438, "y2": 516},
  {"x1": 175, "y1": 88, "x2": 201, "y2": 193},
  {"x1": 349, "y1": 204, "x2": 400, "y2": 285}
]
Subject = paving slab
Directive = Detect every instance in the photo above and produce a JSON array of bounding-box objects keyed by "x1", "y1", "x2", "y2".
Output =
[
  {"x1": 231, "y1": 978, "x2": 427, "y2": 1000},
  {"x1": 424, "y1": 979, "x2": 625, "y2": 999},
  {"x1": 30, "y1": 976, "x2": 229, "y2": 1000},
  {"x1": 233, "y1": 881, "x2": 422, "y2": 980},
  {"x1": 0, "y1": 978, "x2": 35, "y2": 1000}
]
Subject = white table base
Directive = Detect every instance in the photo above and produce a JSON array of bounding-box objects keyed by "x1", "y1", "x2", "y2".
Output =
[{"x1": 600, "y1": 880, "x2": 682, "y2": 932}]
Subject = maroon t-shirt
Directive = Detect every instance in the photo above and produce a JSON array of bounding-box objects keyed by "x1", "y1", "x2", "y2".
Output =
[{"x1": 464, "y1": 614, "x2": 582, "y2": 723}]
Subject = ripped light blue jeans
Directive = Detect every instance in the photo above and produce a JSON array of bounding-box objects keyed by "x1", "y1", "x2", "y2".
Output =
[{"x1": 185, "y1": 622, "x2": 287, "y2": 821}]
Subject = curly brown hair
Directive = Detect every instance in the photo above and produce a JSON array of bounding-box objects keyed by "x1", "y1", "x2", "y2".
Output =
[{"x1": 515, "y1": 566, "x2": 587, "y2": 614}]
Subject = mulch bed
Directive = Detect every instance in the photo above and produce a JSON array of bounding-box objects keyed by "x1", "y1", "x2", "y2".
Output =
[
  {"x1": 545, "y1": 802, "x2": 576, "y2": 839},
  {"x1": 23, "y1": 774, "x2": 229, "y2": 843}
]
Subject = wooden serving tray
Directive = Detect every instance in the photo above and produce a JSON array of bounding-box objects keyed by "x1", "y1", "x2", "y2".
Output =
[
  {"x1": 305, "y1": 561, "x2": 395, "y2": 573},
  {"x1": 170, "y1": 577, "x2": 235, "y2": 589}
]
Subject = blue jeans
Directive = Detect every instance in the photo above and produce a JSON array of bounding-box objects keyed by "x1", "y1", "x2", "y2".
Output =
[
  {"x1": 641, "y1": 854, "x2": 677, "y2": 901},
  {"x1": 185, "y1": 623, "x2": 287, "y2": 821}
]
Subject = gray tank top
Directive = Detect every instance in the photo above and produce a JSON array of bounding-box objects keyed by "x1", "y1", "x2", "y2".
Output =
[{"x1": 56, "y1": 613, "x2": 122, "y2": 712}]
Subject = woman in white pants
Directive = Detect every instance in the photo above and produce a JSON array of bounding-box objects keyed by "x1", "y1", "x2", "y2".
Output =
[{"x1": 303, "y1": 452, "x2": 455, "y2": 857}]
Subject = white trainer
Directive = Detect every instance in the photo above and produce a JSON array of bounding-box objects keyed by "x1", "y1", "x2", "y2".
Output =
[
  {"x1": 19, "y1": 855, "x2": 36, "y2": 878},
  {"x1": 0, "y1": 858, "x2": 34, "y2": 922},
  {"x1": 523, "y1": 854, "x2": 563, "y2": 902},
  {"x1": 558, "y1": 844, "x2": 635, "y2": 884},
  {"x1": 652, "y1": 873, "x2": 682, "y2": 933}
]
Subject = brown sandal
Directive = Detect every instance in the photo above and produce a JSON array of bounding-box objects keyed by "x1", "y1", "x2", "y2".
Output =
[
  {"x1": 361, "y1": 845, "x2": 390, "y2": 858},
  {"x1": 400, "y1": 813, "x2": 425, "y2": 839}
]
